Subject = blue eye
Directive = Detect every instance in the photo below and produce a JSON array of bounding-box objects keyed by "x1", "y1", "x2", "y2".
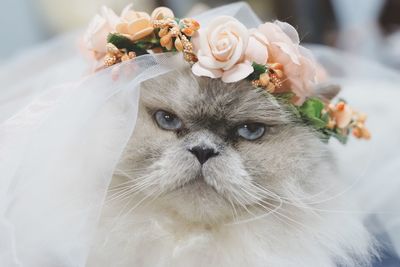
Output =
[
  {"x1": 237, "y1": 123, "x2": 265, "y2": 141},
  {"x1": 154, "y1": 110, "x2": 183, "y2": 131}
]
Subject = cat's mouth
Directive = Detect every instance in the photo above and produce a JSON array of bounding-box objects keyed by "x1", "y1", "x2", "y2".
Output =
[
  {"x1": 183, "y1": 174, "x2": 214, "y2": 189},
  {"x1": 161, "y1": 174, "x2": 236, "y2": 223},
  {"x1": 172, "y1": 173, "x2": 222, "y2": 197}
]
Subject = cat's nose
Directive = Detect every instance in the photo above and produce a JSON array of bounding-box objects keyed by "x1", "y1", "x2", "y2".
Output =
[{"x1": 188, "y1": 146, "x2": 219, "y2": 165}]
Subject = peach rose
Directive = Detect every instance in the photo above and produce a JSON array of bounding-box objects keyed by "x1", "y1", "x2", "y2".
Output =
[
  {"x1": 116, "y1": 5, "x2": 154, "y2": 41},
  {"x1": 258, "y1": 21, "x2": 317, "y2": 104},
  {"x1": 191, "y1": 16, "x2": 254, "y2": 83},
  {"x1": 84, "y1": 6, "x2": 120, "y2": 56}
]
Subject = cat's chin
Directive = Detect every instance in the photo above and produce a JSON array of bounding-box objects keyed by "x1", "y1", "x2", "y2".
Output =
[{"x1": 155, "y1": 177, "x2": 235, "y2": 224}]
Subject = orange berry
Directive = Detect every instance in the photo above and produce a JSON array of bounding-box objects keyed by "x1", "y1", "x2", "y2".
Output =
[
  {"x1": 259, "y1": 73, "x2": 270, "y2": 87},
  {"x1": 361, "y1": 127, "x2": 371, "y2": 140},
  {"x1": 160, "y1": 33, "x2": 172, "y2": 47},
  {"x1": 174, "y1": 37, "x2": 183, "y2": 51},
  {"x1": 352, "y1": 128, "x2": 362, "y2": 138},
  {"x1": 269, "y1": 62, "x2": 283, "y2": 71},
  {"x1": 182, "y1": 28, "x2": 194, "y2": 36},
  {"x1": 192, "y1": 21, "x2": 200, "y2": 30},
  {"x1": 165, "y1": 40, "x2": 173, "y2": 50},
  {"x1": 336, "y1": 102, "x2": 345, "y2": 111},
  {"x1": 158, "y1": 27, "x2": 169, "y2": 37}
]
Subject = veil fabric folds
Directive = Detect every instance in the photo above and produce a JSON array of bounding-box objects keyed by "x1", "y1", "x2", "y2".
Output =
[{"x1": 0, "y1": 2, "x2": 399, "y2": 266}]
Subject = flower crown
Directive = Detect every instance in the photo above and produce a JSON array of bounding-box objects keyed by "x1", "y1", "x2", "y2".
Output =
[{"x1": 83, "y1": 5, "x2": 370, "y2": 143}]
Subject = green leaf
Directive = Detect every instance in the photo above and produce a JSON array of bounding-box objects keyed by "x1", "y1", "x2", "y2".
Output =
[
  {"x1": 310, "y1": 117, "x2": 327, "y2": 129},
  {"x1": 107, "y1": 33, "x2": 149, "y2": 56},
  {"x1": 107, "y1": 33, "x2": 133, "y2": 48},
  {"x1": 321, "y1": 111, "x2": 330, "y2": 123},
  {"x1": 299, "y1": 98, "x2": 324, "y2": 118},
  {"x1": 252, "y1": 62, "x2": 267, "y2": 74},
  {"x1": 247, "y1": 62, "x2": 267, "y2": 80},
  {"x1": 298, "y1": 98, "x2": 327, "y2": 129}
]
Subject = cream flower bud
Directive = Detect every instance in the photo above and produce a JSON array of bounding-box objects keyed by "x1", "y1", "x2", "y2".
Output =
[
  {"x1": 334, "y1": 104, "x2": 353, "y2": 128},
  {"x1": 151, "y1": 7, "x2": 174, "y2": 20}
]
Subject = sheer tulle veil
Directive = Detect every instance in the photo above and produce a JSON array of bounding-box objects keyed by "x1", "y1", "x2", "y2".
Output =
[{"x1": 0, "y1": 2, "x2": 399, "y2": 266}]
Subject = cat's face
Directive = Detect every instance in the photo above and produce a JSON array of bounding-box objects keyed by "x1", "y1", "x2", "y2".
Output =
[{"x1": 116, "y1": 69, "x2": 330, "y2": 223}]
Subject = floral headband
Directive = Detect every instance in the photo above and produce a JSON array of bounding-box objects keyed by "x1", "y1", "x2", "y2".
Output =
[{"x1": 83, "y1": 5, "x2": 370, "y2": 143}]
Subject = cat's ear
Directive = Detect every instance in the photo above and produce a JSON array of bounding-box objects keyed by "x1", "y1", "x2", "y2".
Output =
[{"x1": 314, "y1": 83, "x2": 341, "y2": 101}]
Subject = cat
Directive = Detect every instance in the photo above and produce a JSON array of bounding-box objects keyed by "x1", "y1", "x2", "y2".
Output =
[{"x1": 87, "y1": 68, "x2": 374, "y2": 267}]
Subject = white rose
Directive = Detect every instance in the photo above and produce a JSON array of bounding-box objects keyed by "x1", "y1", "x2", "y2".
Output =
[{"x1": 192, "y1": 16, "x2": 254, "y2": 83}]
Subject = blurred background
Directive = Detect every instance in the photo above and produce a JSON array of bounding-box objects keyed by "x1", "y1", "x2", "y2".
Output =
[{"x1": 1, "y1": 0, "x2": 400, "y2": 69}]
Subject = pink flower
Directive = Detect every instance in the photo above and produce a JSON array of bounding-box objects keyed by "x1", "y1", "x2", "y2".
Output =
[
  {"x1": 191, "y1": 16, "x2": 255, "y2": 83},
  {"x1": 83, "y1": 6, "x2": 120, "y2": 57},
  {"x1": 258, "y1": 21, "x2": 317, "y2": 104}
]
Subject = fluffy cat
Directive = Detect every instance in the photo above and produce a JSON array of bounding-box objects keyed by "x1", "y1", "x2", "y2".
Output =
[{"x1": 87, "y1": 68, "x2": 374, "y2": 267}]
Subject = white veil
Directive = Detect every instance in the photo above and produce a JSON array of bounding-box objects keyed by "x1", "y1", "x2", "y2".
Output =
[
  {"x1": 311, "y1": 45, "x2": 400, "y2": 255},
  {"x1": 0, "y1": 2, "x2": 399, "y2": 266}
]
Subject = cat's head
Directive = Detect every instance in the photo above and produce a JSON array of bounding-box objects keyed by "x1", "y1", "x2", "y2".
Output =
[{"x1": 116, "y1": 68, "x2": 332, "y2": 223}]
